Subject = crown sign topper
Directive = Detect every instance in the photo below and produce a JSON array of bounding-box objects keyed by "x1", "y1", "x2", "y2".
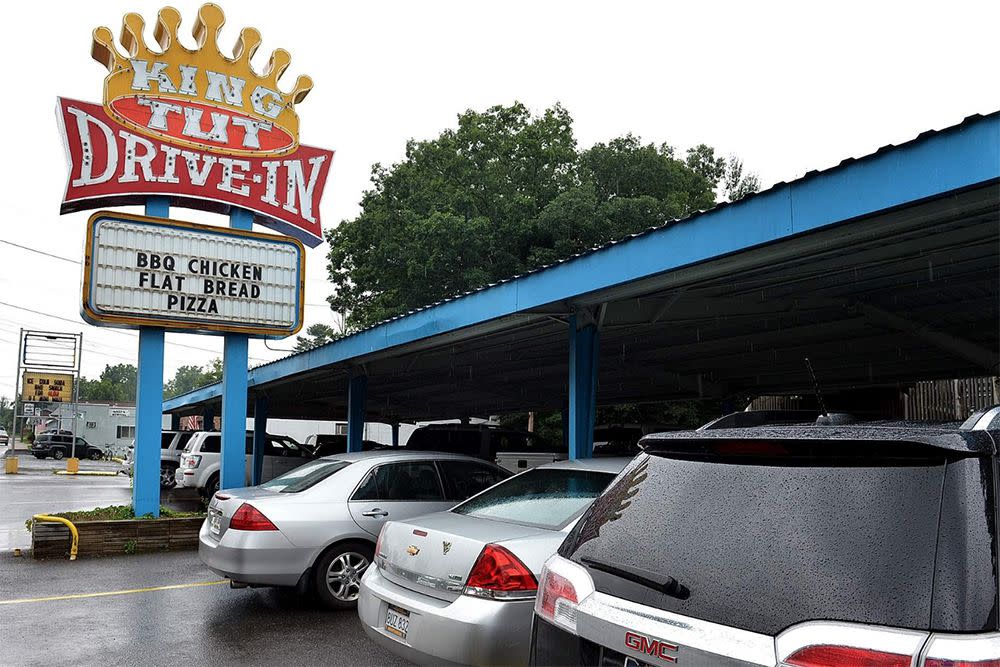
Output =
[
  {"x1": 93, "y1": 3, "x2": 312, "y2": 156},
  {"x1": 56, "y1": 3, "x2": 334, "y2": 247}
]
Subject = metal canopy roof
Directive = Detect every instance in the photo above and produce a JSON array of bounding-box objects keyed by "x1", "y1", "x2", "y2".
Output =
[{"x1": 164, "y1": 112, "x2": 1000, "y2": 422}]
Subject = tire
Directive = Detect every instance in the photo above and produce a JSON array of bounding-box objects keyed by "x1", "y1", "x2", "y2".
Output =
[
  {"x1": 89, "y1": 449, "x2": 103, "y2": 461},
  {"x1": 52, "y1": 448, "x2": 64, "y2": 460},
  {"x1": 160, "y1": 465, "x2": 177, "y2": 489},
  {"x1": 200, "y1": 473, "x2": 220, "y2": 499},
  {"x1": 313, "y1": 541, "x2": 374, "y2": 610}
]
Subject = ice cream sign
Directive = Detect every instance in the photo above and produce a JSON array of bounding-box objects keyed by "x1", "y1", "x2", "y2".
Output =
[{"x1": 57, "y1": 4, "x2": 333, "y2": 247}]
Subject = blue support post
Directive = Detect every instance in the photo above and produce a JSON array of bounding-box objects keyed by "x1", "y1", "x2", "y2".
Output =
[
  {"x1": 133, "y1": 196, "x2": 170, "y2": 518},
  {"x1": 568, "y1": 314, "x2": 599, "y2": 459},
  {"x1": 220, "y1": 207, "x2": 254, "y2": 490},
  {"x1": 347, "y1": 374, "x2": 368, "y2": 453},
  {"x1": 252, "y1": 395, "x2": 268, "y2": 486},
  {"x1": 391, "y1": 423, "x2": 400, "y2": 448},
  {"x1": 202, "y1": 406, "x2": 215, "y2": 430}
]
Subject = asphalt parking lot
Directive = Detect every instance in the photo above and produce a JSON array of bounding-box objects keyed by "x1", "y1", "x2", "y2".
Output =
[{"x1": 0, "y1": 455, "x2": 412, "y2": 667}]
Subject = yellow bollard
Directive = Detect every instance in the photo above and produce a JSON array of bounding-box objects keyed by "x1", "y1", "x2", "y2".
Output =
[
  {"x1": 66, "y1": 458, "x2": 80, "y2": 474},
  {"x1": 4, "y1": 457, "x2": 17, "y2": 474}
]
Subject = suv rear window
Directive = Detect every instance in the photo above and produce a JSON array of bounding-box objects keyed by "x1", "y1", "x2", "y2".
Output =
[
  {"x1": 561, "y1": 441, "x2": 985, "y2": 635},
  {"x1": 454, "y1": 468, "x2": 615, "y2": 530}
]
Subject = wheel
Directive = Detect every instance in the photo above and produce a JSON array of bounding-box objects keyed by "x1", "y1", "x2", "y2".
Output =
[
  {"x1": 313, "y1": 541, "x2": 374, "y2": 609},
  {"x1": 52, "y1": 448, "x2": 64, "y2": 460},
  {"x1": 200, "y1": 473, "x2": 220, "y2": 499},
  {"x1": 160, "y1": 465, "x2": 177, "y2": 489},
  {"x1": 89, "y1": 449, "x2": 102, "y2": 461}
]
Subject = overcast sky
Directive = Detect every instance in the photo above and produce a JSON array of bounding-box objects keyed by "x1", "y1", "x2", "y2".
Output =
[{"x1": 0, "y1": 0, "x2": 997, "y2": 398}]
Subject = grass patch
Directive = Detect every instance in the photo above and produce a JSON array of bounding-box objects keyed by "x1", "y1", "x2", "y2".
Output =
[{"x1": 27, "y1": 504, "x2": 206, "y2": 530}]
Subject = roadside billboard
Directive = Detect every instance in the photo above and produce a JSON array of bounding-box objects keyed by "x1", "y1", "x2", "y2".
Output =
[{"x1": 21, "y1": 373, "x2": 74, "y2": 403}]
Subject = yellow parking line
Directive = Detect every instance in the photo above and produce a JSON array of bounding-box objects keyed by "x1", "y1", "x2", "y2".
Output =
[{"x1": 0, "y1": 580, "x2": 227, "y2": 605}]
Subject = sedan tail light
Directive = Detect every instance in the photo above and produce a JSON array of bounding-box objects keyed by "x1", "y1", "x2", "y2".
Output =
[
  {"x1": 228, "y1": 503, "x2": 277, "y2": 531},
  {"x1": 534, "y1": 554, "x2": 595, "y2": 633},
  {"x1": 463, "y1": 544, "x2": 537, "y2": 600},
  {"x1": 375, "y1": 523, "x2": 387, "y2": 560}
]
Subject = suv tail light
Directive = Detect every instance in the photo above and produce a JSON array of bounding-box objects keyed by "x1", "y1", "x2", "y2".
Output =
[
  {"x1": 783, "y1": 646, "x2": 912, "y2": 667},
  {"x1": 534, "y1": 554, "x2": 595, "y2": 633},
  {"x1": 777, "y1": 622, "x2": 929, "y2": 667},
  {"x1": 463, "y1": 544, "x2": 537, "y2": 600},
  {"x1": 183, "y1": 454, "x2": 201, "y2": 468},
  {"x1": 922, "y1": 634, "x2": 1000, "y2": 667},
  {"x1": 228, "y1": 504, "x2": 278, "y2": 531}
]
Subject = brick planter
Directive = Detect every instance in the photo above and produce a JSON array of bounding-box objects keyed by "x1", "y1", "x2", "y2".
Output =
[{"x1": 31, "y1": 517, "x2": 204, "y2": 559}]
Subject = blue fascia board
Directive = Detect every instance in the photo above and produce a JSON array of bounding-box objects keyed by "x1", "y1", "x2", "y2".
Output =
[{"x1": 163, "y1": 114, "x2": 1000, "y2": 413}]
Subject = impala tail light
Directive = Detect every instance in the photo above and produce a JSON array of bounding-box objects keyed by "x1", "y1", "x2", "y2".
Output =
[
  {"x1": 534, "y1": 554, "x2": 595, "y2": 633},
  {"x1": 375, "y1": 523, "x2": 388, "y2": 560},
  {"x1": 463, "y1": 544, "x2": 537, "y2": 600},
  {"x1": 228, "y1": 503, "x2": 278, "y2": 531}
]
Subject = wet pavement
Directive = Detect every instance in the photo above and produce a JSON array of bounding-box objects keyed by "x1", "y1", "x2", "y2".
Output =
[
  {"x1": 0, "y1": 454, "x2": 202, "y2": 550},
  {"x1": 0, "y1": 550, "x2": 413, "y2": 666}
]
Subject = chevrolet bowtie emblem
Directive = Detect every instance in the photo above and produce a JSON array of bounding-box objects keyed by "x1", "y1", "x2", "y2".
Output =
[
  {"x1": 407, "y1": 545, "x2": 420, "y2": 556},
  {"x1": 442, "y1": 541, "x2": 452, "y2": 555}
]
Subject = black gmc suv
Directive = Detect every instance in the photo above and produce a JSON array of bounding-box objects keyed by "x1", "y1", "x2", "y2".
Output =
[{"x1": 530, "y1": 407, "x2": 1000, "y2": 667}]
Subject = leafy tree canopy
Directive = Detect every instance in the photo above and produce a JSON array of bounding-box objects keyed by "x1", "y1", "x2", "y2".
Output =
[
  {"x1": 326, "y1": 102, "x2": 758, "y2": 330},
  {"x1": 78, "y1": 363, "x2": 137, "y2": 402},
  {"x1": 163, "y1": 359, "x2": 222, "y2": 399},
  {"x1": 294, "y1": 323, "x2": 341, "y2": 353}
]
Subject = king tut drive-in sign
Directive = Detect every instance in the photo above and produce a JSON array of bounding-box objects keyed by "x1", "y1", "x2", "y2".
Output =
[
  {"x1": 83, "y1": 211, "x2": 305, "y2": 336},
  {"x1": 57, "y1": 4, "x2": 333, "y2": 248},
  {"x1": 21, "y1": 373, "x2": 75, "y2": 403}
]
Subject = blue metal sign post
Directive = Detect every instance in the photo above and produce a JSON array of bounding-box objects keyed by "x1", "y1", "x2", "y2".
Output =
[
  {"x1": 220, "y1": 208, "x2": 254, "y2": 491},
  {"x1": 133, "y1": 196, "x2": 170, "y2": 517}
]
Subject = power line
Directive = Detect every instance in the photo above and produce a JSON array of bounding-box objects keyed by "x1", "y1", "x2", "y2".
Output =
[
  {"x1": 0, "y1": 301, "x2": 268, "y2": 362},
  {"x1": 0, "y1": 239, "x2": 80, "y2": 264}
]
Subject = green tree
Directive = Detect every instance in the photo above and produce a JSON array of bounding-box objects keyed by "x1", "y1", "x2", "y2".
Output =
[
  {"x1": 163, "y1": 359, "x2": 223, "y2": 399},
  {"x1": 78, "y1": 364, "x2": 137, "y2": 402},
  {"x1": 326, "y1": 102, "x2": 740, "y2": 330},
  {"x1": 294, "y1": 323, "x2": 340, "y2": 352},
  {"x1": 0, "y1": 396, "x2": 13, "y2": 433},
  {"x1": 722, "y1": 155, "x2": 761, "y2": 202}
]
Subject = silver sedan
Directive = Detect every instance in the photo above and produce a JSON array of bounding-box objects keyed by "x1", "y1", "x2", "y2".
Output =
[
  {"x1": 358, "y1": 457, "x2": 630, "y2": 666},
  {"x1": 198, "y1": 450, "x2": 510, "y2": 608}
]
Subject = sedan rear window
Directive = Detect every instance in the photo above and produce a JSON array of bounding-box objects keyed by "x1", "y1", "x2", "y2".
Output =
[
  {"x1": 452, "y1": 468, "x2": 615, "y2": 530},
  {"x1": 260, "y1": 460, "x2": 352, "y2": 493}
]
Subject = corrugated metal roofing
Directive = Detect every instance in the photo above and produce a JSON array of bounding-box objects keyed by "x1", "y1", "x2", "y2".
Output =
[{"x1": 248, "y1": 110, "x2": 1000, "y2": 374}]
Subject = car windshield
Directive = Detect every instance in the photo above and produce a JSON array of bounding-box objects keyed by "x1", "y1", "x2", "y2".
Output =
[
  {"x1": 452, "y1": 468, "x2": 616, "y2": 530},
  {"x1": 260, "y1": 459, "x2": 352, "y2": 493}
]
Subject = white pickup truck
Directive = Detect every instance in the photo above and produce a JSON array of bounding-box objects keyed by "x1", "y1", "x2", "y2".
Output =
[{"x1": 174, "y1": 431, "x2": 311, "y2": 496}]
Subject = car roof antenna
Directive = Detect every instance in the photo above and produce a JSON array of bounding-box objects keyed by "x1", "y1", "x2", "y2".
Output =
[{"x1": 804, "y1": 357, "x2": 829, "y2": 418}]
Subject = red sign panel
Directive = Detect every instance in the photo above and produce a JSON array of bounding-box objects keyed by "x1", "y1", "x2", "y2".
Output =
[{"x1": 57, "y1": 97, "x2": 332, "y2": 247}]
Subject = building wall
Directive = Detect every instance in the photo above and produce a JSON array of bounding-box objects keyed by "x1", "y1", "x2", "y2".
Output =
[{"x1": 41, "y1": 403, "x2": 160, "y2": 455}]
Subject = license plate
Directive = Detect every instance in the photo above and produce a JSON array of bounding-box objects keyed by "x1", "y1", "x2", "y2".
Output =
[
  {"x1": 384, "y1": 605, "x2": 410, "y2": 639},
  {"x1": 209, "y1": 510, "x2": 222, "y2": 535}
]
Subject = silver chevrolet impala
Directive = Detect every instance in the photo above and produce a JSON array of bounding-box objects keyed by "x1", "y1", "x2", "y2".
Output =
[
  {"x1": 198, "y1": 450, "x2": 510, "y2": 608},
  {"x1": 358, "y1": 457, "x2": 630, "y2": 666}
]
